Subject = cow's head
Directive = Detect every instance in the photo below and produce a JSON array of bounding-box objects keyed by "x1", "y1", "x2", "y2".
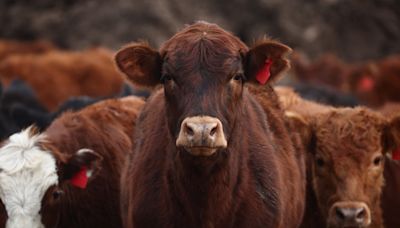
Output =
[
  {"x1": 116, "y1": 22, "x2": 291, "y2": 156},
  {"x1": 287, "y1": 108, "x2": 400, "y2": 228},
  {"x1": 0, "y1": 127, "x2": 101, "y2": 228}
]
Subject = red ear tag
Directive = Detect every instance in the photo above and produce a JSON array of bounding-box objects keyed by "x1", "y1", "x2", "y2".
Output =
[
  {"x1": 359, "y1": 76, "x2": 375, "y2": 92},
  {"x1": 392, "y1": 148, "x2": 400, "y2": 160},
  {"x1": 256, "y1": 59, "x2": 273, "y2": 85},
  {"x1": 70, "y1": 166, "x2": 88, "y2": 189}
]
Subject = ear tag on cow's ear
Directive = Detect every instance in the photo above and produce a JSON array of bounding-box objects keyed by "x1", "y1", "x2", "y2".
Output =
[
  {"x1": 359, "y1": 76, "x2": 375, "y2": 92},
  {"x1": 256, "y1": 59, "x2": 273, "y2": 85},
  {"x1": 70, "y1": 166, "x2": 89, "y2": 189},
  {"x1": 392, "y1": 148, "x2": 400, "y2": 160}
]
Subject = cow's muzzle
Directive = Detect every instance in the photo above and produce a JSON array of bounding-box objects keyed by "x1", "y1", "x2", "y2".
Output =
[
  {"x1": 176, "y1": 116, "x2": 227, "y2": 156},
  {"x1": 327, "y1": 201, "x2": 371, "y2": 228}
]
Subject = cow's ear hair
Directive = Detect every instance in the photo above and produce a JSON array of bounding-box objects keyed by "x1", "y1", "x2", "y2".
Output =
[
  {"x1": 115, "y1": 43, "x2": 162, "y2": 87},
  {"x1": 244, "y1": 39, "x2": 292, "y2": 85},
  {"x1": 383, "y1": 115, "x2": 400, "y2": 159},
  {"x1": 62, "y1": 149, "x2": 103, "y2": 189},
  {"x1": 285, "y1": 111, "x2": 316, "y2": 153}
]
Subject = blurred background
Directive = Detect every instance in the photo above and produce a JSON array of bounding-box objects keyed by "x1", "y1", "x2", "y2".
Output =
[
  {"x1": 0, "y1": 0, "x2": 400, "y2": 139},
  {"x1": 1, "y1": 0, "x2": 400, "y2": 60}
]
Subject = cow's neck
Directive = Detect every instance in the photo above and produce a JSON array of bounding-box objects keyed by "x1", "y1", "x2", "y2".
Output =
[{"x1": 167, "y1": 120, "x2": 247, "y2": 226}]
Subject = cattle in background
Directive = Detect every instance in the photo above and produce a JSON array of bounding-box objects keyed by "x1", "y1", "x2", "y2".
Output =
[
  {"x1": 0, "y1": 47, "x2": 124, "y2": 111},
  {"x1": 290, "y1": 52, "x2": 349, "y2": 90},
  {"x1": 277, "y1": 87, "x2": 400, "y2": 228},
  {"x1": 0, "y1": 80, "x2": 46, "y2": 140},
  {"x1": 116, "y1": 21, "x2": 305, "y2": 228},
  {"x1": 0, "y1": 96, "x2": 144, "y2": 228},
  {"x1": 0, "y1": 39, "x2": 56, "y2": 62},
  {"x1": 9, "y1": 82, "x2": 145, "y2": 131},
  {"x1": 346, "y1": 55, "x2": 400, "y2": 107},
  {"x1": 291, "y1": 52, "x2": 400, "y2": 107},
  {"x1": 279, "y1": 82, "x2": 359, "y2": 107}
]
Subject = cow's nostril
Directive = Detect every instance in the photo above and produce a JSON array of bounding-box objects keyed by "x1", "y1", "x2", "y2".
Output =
[
  {"x1": 210, "y1": 126, "x2": 217, "y2": 136},
  {"x1": 185, "y1": 124, "x2": 195, "y2": 136},
  {"x1": 356, "y1": 208, "x2": 366, "y2": 219},
  {"x1": 336, "y1": 208, "x2": 345, "y2": 220}
]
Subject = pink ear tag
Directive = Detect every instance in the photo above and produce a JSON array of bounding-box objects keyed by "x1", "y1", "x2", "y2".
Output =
[
  {"x1": 70, "y1": 166, "x2": 88, "y2": 189},
  {"x1": 256, "y1": 59, "x2": 273, "y2": 85},
  {"x1": 392, "y1": 148, "x2": 400, "y2": 160},
  {"x1": 359, "y1": 76, "x2": 375, "y2": 92}
]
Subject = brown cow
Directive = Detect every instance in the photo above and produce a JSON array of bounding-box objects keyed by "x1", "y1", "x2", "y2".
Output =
[
  {"x1": 0, "y1": 96, "x2": 144, "y2": 228},
  {"x1": 0, "y1": 47, "x2": 125, "y2": 111},
  {"x1": 0, "y1": 39, "x2": 56, "y2": 62},
  {"x1": 116, "y1": 22, "x2": 305, "y2": 228},
  {"x1": 291, "y1": 53, "x2": 400, "y2": 107},
  {"x1": 277, "y1": 87, "x2": 400, "y2": 228}
]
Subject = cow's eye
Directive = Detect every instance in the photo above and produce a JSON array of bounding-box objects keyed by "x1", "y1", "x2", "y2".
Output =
[
  {"x1": 161, "y1": 74, "x2": 173, "y2": 83},
  {"x1": 316, "y1": 157, "x2": 325, "y2": 168},
  {"x1": 232, "y1": 73, "x2": 244, "y2": 81},
  {"x1": 373, "y1": 155, "x2": 383, "y2": 166},
  {"x1": 53, "y1": 190, "x2": 64, "y2": 200}
]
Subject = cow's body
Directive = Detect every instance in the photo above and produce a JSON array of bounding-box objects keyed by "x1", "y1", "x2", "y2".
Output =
[
  {"x1": 117, "y1": 22, "x2": 305, "y2": 228},
  {"x1": 0, "y1": 96, "x2": 144, "y2": 228},
  {"x1": 0, "y1": 39, "x2": 55, "y2": 61},
  {"x1": 382, "y1": 158, "x2": 400, "y2": 228},
  {"x1": 0, "y1": 48, "x2": 124, "y2": 110}
]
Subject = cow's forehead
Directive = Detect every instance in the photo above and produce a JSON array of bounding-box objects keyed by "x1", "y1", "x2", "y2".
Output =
[{"x1": 0, "y1": 128, "x2": 58, "y2": 226}]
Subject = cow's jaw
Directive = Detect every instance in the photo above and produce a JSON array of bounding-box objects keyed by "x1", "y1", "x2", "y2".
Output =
[{"x1": 0, "y1": 128, "x2": 58, "y2": 228}]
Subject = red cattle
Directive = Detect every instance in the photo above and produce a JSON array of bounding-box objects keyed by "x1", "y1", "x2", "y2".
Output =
[
  {"x1": 0, "y1": 96, "x2": 144, "y2": 228},
  {"x1": 0, "y1": 47, "x2": 125, "y2": 111},
  {"x1": 291, "y1": 53, "x2": 400, "y2": 107},
  {"x1": 382, "y1": 158, "x2": 400, "y2": 228},
  {"x1": 116, "y1": 22, "x2": 305, "y2": 228},
  {"x1": 0, "y1": 39, "x2": 56, "y2": 62},
  {"x1": 277, "y1": 87, "x2": 400, "y2": 228}
]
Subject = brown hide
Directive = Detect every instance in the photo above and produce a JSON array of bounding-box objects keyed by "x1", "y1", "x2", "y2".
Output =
[
  {"x1": 40, "y1": 96, "x2": 144, "y2": 228},
  {"x1": 118, "y1": 22, "x2": 305, "y2": 228},
  {"x1": 0, "y1": 39, "x2": 56, "y2": 62},
  {"x1": 0, "y1": 48, "x2": 124, "y2": 111},
  {"x1": 277, "y1": 87, "x2": 390, "y2": 228}
]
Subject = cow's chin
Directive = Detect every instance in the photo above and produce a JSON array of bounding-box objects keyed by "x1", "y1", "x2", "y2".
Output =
[{"x1": 183, "y1": 147, "x2": 219, "y2": 157}]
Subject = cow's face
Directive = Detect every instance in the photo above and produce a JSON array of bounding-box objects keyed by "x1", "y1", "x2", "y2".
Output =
[
  {"x1": 289, "y1": 109, "x2": 400, "y2": 228},
  {"x1": 0, "y1": 127, "x2": 101, "y2": 228},
  {"x1": 116, "y1": 22, "x2": 291, "y2": 156}
]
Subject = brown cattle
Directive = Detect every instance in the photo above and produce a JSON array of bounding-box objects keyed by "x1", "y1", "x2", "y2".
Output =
[
  {"x1": 0, "y1": 39, "x2": 56, "y2": 62},
  {"x1": 0, "y1": 47, "x2": 125, "y2": 111},
  {"x1": 291, "y1": 53, "x2": 400, "y2": 107},
  {"x1": 277, "y1": 87, "x2": 400, "y2": 228},
  {"x1": 382, "y1": 158, "x2": 400, "y2": 228},
  {"x1": 0, "y1": 96, "x2": 144, "y2": 228},
  {"x1": 116, "y1": 22, "x2": 305, "y2": 228}
]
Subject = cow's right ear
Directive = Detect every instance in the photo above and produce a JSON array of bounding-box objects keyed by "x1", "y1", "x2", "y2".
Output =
[
  {"x1": 285, "y1": 111, "x2": 316, "y2": 153},
  {"x1": 115, "y1": 43, "x2": 162, "y2": 87},
  {"x1": 62, "y1": 149, "x2": 103, "y2": 189}
]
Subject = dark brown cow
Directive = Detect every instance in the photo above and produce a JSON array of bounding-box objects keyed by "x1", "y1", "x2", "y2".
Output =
[
  {"x1": 0, "y1": 96, "x2": 144, "y2": 228},
  {"x1": 0, "y1": 39, "x2": 56, "y2": 62},
  {"x1": 278, "y1": 87, "x2": 400, "y2": 228},
  {"x1": 116, "y1": 22, "x2": 305, "y2": 228},
  {"x1": 382, "y1": 158, "x2": 400, "y2": 228},
  {"x1": 0, "y1": 47, "x2": 125, "y2": 111}
]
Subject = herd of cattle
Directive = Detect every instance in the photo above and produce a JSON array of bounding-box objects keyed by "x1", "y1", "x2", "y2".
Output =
[{"x1": 0, "y1": 21, "x2": 399, "y2": 228}]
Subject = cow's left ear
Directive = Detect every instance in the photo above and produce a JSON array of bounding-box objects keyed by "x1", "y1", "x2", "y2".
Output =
[
  {"x1": 115, "y1": 42, "x2": 162, "y2": 87},
  {"x1": 244, "y1": 39, "x2": 292, "y2": 85},
  {"x1": 384, "y1": 115, "x2": 400, "y2": 160},
  {"x1": 62, "y1": 149, "x2": 103, "y2": 189}
]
